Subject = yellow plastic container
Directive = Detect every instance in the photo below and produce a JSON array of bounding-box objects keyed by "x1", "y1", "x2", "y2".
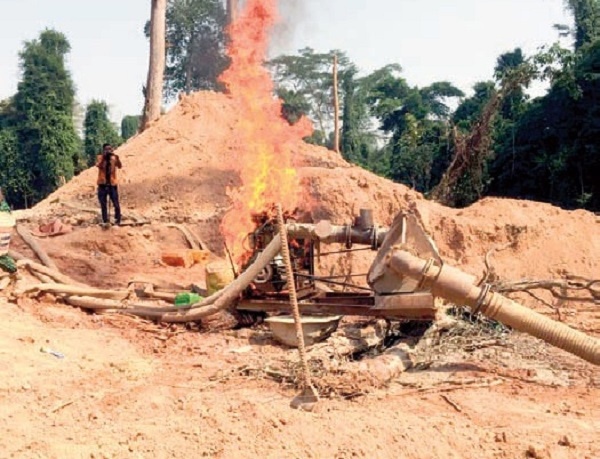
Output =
[
  {"x1": 0, "y1": 212, "x2": 16, "y2": 257},
  {"x1": 205, "y1": 261, "x2": 235, "y2": 295}
]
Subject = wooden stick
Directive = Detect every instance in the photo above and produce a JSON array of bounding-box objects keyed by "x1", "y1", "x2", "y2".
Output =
[
  {"x1": 397, "y1": 379, "x2": 504, "y2": 397},
  {"x1": 47, "y1": 398, "x2": 79, "y2": 415},
  {"x1": 15, "y1": 225, "x2": 58, "y2": 271},
  {"x1": 440, "y1": 394, "x2": 463, "y2": 412}
]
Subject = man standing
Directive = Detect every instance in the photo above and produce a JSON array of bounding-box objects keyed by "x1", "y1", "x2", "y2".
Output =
[{"x1": 96, "y1": 143, "x2": 122, "y2": 226}]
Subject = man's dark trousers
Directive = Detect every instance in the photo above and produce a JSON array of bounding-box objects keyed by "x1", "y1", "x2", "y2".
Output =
[{"x1": 98, "y1": 185, "x2": 121, "y2": 224}]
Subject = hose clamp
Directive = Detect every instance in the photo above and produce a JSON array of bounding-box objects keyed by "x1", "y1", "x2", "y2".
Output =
[
  {"x1": 418, "y1": 258, "x2": 436, "y2": 290},
  {"x1": 473, "y1": 283, "x2": 492, "y2": 316}
]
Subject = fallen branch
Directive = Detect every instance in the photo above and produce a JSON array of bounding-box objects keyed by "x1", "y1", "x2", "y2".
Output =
[
  {"x1": 480, "y1": 242, "x2": 514, "y2": 284},
  {"x1": 495, "y1": 277, "x2": 600, "y2": 304},
  {"x1": 440, "y1": 394, "x2": 463, "y2": 412},
  {"x1": 15, "y1": 225, "x2": 58, "y2": 271},
  {"x1": 47, "y1": 398, "x2": 79, "y2": 415},
  {"x1": 396, "y1": 379, "x2": 504, "y2": 397}
]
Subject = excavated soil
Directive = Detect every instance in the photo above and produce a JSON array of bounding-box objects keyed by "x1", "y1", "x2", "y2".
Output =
[{"x1": 2, "y1": 91, "x2": 599, "y2": 458}]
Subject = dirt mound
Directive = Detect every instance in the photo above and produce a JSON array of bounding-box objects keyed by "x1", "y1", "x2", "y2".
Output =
[{"x1": 24, "y1": 91, "x2": 599, "y2": 318}]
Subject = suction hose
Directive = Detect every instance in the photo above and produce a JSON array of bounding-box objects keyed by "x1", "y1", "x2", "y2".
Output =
[{"x1": 389, "y1": 250, "x2": 600, "y2": 366}]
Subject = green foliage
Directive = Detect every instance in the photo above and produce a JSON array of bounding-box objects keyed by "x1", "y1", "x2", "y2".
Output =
[
  {"x1": 10, "y1": 29, "x2": 80, "y2": 207},
  {"x1": 269, "y1": 48, "x2": 354, "y2": 145},
  {"x1": 84, "y1": 100, "x2": 122, "y2": 166},
  {"x1": 121, "y1": 115, "x2": 141, "y2": 141},
  {"x1": 365, "y1": 65, "x2": 462, "y2": 192},
  {"x1": 565, "y1": 0, "x2": 600, "y2": 48},
  {"x1": 453, "y1": 81, "x2": 496, "y2": 128},
  {"x1": 276, "y1": 88, "x2": 311, "y2": 125},
  {"x1": 0, "y1": 126, "x2": 30, "y2": 205},
  {"x1": 148, "y1": 0, "x2": 228, "y2": 99},
  {"x1": 340, "y1": 67, "x2": 380, "y2": 166},
  {"x1": 489, "y1": 39, "x2": 600, "y2": 210}
]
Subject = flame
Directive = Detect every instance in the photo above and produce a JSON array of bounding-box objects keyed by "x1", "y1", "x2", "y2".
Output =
[{"x1": 219, "y1": 0, "x2": 312, "y2": 265}]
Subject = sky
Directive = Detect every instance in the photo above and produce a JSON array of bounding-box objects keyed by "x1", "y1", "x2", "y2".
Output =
[{"x1": 0, "y1": 0, "x2": 573, "y2": 125}]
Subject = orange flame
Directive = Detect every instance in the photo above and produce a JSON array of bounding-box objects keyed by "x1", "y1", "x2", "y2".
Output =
[{"x1": 219, "y1": 0, "x2": 312, "y2": 265}]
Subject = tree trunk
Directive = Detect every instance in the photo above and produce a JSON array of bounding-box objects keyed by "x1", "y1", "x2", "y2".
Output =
[
  {"x1": 227, "y1": 0, "x2": 239, "y2": 26},
  {"x1": 141, "y1": 0, "x2": 167, "y2": 131},
  {"x1": 333, "y1": 54, "x2": 340, "y2": 154},
  {"x1": 184, "y1": 33, "x2": 195, "y2": 94}
]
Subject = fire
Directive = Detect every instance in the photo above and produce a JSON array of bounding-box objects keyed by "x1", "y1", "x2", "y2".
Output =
[{"x1": 219, "y1": 0, "x2": 312, "y2": 265}]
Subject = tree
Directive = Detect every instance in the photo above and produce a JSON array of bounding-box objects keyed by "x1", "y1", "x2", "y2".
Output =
[
  {"x1": 269, "y1": 48, "x2": 354, "y2": 145},
  {"x1": 489, "y1": 40, "x2": 600, "y2": 210},
  {"x1": 226, "y1": 0, "x2": 239, "y2": 26},
  {"x1": 142, "y1": 0, "x2": 167, "y2": 131},
  {"x1": 434, "y1": 61, "x2": 536, "y2": 207},
  {"x1": 366, "y1": 65, "x2": 463, "y2": 192},
  {"x1": 121, "y1": 115, "x2": 141, "y2": 141},
  {"x1": 0, "y1": 126, "x2": 30, "y2": 206},
  {"x1": 565, "y1": 0, "x2": 600, "y2": 48},
  {"x1": 84, "y1": 101, "x2": 122, "y2": 166},
  {"x1": 153, "y1": 0, "x2": 228, "y2": 99},
  {"x1": 11, "y1": 29, "x2": 80, "y2": 206},
  {"x1": 453, "y1": 81, "x2": 496, "y2": 128}
]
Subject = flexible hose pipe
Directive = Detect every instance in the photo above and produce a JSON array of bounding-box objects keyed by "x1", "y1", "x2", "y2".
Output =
[{"x1": 389, "y1": 250, "x2": 599, "y2": 366}]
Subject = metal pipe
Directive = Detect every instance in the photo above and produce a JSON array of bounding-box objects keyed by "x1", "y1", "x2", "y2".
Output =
[
  {"x1": 287, "y1": 222, "x2": 387, "y2": 248},
  {"x1": 389, "y1": 250, "x2": 600, "y2": 366}
]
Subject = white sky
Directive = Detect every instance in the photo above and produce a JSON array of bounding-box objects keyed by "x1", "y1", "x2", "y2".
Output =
[{"x1": 0, "y1": 0, "x2": 572, "y2": 124}]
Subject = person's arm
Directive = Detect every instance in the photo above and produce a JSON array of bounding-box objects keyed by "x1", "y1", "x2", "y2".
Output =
[
  {"x1": 95, "y1": 155, "x2": 105, "y2": 168},
  {"x1": 115, "y1": 155, "x2": 122, "y2": 169}
]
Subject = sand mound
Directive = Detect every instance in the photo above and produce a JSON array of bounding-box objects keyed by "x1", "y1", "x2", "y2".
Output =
[{"x1": 23, "y1": 91, "x2": 598, "y2": 322}]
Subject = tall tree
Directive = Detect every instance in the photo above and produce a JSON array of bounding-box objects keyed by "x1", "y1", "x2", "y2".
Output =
[
  {"x1": 565, "y1": 0, "x2": 600, "y2": 48},
  {"x1": 121, "y1": 115, "x2": 141, "y2": 141},
  {"x1": 269, "y1": 48, "x2": 353, "y2": 146},
  {"x1": 152, "y1": 0, "x2": 228, "y2": 99},
  {"x1": 0, "y1": 125, "x2": 29, "y2": 206},
  {"x1": 11, "y1": 29, "x2": 80, "y2": 206},
  {"x1": 366, "y1": 66, "x2": 463, "y2": 191},
  {"x1": 84, "y1": 101, "x2": 122, "y2": 166},
  {"x1": 489, "y1": 40, "x2": 600, "y2": 210},
  {"x1": 142, "y1": 0, "x2": 167, "y2": 131},
  {"x1": 226, "y1": 0, "x2": 239, "y2": 25}
]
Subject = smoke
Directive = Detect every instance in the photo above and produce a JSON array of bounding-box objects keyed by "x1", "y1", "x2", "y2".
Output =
[
  {"x1": 270, "y1": 0, "x2": 311, "y2": 56},
  {"x1": 226, "y1": 0, "x2": 310, "y2": 56}
]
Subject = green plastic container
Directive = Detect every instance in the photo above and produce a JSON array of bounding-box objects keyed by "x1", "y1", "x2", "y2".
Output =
[{"x1": 174, "y1": 292, "x2": 204, "y2": 308}]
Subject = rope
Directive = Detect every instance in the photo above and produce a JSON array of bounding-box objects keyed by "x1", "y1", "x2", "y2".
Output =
[{"x1": 276, "y1": 204, "x2": 315, "y2": 392}]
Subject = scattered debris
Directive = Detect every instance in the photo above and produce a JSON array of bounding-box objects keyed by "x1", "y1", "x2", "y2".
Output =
[{"x1": 40, "y1": 346, "x2": 65, "y2": 359}]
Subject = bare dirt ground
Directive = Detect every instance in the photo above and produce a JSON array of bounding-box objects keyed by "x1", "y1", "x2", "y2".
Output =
[
  {"x1": 1, "y1": 296, "x2": 598, "y2": 459},
  {"x1": 2, "y1": 91, "x2": 599, "y2": 458}
]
